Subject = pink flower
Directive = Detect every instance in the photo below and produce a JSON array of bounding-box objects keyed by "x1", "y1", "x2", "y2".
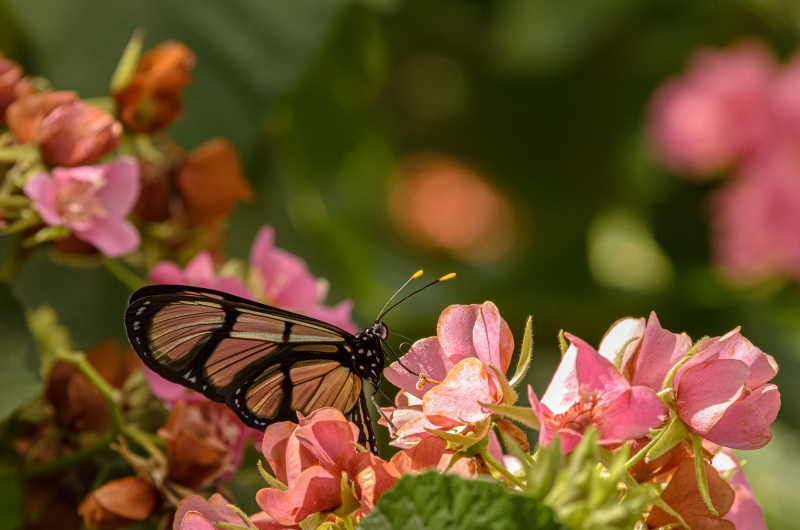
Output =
[
  {"x1": 249, "y1": 226, "x2": 356, "y2": 333},
  {"x1": 150, "y1": 251, "x2": 252, "y2": 298},
  {"x1": 24, "y1": 157, "x2": 141, "y2": 257},
  {"x1": 600, "y1": 313, "x2": 781, "y2": 450},
  {"x1": 674, "y1": 329, "x2": 780, "y2": 450},
  {"x1": 529, "y1": 333, "x2": 666, "y2": 454},
  {"x1": 174, "y1": 494, "x2": 289, "y2": 530},
  {"x1": 712, "y1": 448, "x2": 768, "y2": 530},
  {"x1": 710, "y1": 149, "x2": 800, "y2": 284},
  {"x1": 648, "y1": 41, "x2": 777, "y2": 176},
  {"x1": 257, "y1": 408, "x2": 405, "y2": 524}
]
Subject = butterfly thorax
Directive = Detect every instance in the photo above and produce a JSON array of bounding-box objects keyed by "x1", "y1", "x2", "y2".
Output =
[{"x1": 351, "y1": 322, "x2": 387, "y2": 387}]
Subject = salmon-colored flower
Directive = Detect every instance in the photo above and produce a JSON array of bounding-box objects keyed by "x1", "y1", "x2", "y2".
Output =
[
  {"x1": 6, "y1": 85, "x2": 77, "y2": 144},
  {"x1": 646, "y1": 458, "x2": 735, "y2": 530},
  {"x1": 249, "y1": 226, "x2": 356, "y2": 333},
  {"x1": 37, "y1": 99, "x2": 121, "y2": 167},
  {"x1": 529, "y1": 333, "x2": 666, "y2": 454},
  {"x1": 113, "y1": 41, "x2": 194, "y2": 133},
  {"x1": 712, "y1": 448, "x2": 768, "y2": 530},
  {"x1": 174, "y1": 494, "x2": 288, "y2": 530},
  {"x1": 176, "y1": 138, "x2": 254, "y2": 226},
  {"x1": 78, "y1": 477, "x2": 158, "y2": 530},
  {"x1": 256, "y1": 408, "x2": 418, "y2": 524},
  {"x1": 24, "y1": 157, "x2": 141, "y2": 257},
  {"x1": 0, "y1": 53, "x2": 23, "y2": 124}
]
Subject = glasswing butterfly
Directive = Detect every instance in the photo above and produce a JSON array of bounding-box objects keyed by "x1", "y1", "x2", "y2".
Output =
[{"x1": 124, "y1": 271, "x2": 454, "y2": 455}]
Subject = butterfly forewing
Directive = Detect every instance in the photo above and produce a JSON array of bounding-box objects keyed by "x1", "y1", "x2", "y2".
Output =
[{"x1": 125, "y1": 285, "x2": 379, "y2": 452}]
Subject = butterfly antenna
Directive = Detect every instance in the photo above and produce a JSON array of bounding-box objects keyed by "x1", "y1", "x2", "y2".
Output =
[
  {"x1": 382, "y1": 338, "x2": 419, "y2": 376},
  {"x1": 376, "y1": 270, "x2": 424, "y2": 321},
  {"x1": 377, "y1": 272, "x2": 456, "y2": 321}
]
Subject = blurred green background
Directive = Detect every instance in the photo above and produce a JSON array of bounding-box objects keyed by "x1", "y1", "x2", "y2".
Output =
[{"x1": 2, "y1": 0, "x2": 800, "y2": 527}]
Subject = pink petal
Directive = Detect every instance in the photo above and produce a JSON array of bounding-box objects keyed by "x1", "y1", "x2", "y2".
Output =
[
  {"x1": 598, "y1": 316, "x2": 646, "y2": 378},
  {"x1": 261, "y1": 422, "x2": 298, "y2": 485},
  {"x1": 384, "y1": 337, "x2": 453, "y2": 398},
  {"x1": 724, "y1": 469, "x2": 767, "y2": 530},
  {"x1": 423, "y1": 357, "x2": 495, "y2": 429},
  {"x1": 180, "y1": 512, "x2": 215, "y2": 530},
  {"x1": 437, "y1": 304, "x2": 480, "y2": 364},
  {"x1": 207, "y1": 493, "x2": 245, "y2": 524},
  {"x1": 143, "y1": 366, "x2": 206, "y2": 404},
  {"x1": 683, "y1": 330, "x2": 778, "y2": 389},
  {"x1": 389, "y1": 436, "x2": 447, "y2": 474},
  {"x1": 149, "y1": 262, "x2": 187, "y2": 284},
  {"x1": 307, "y1": 300, "x2": 356, "y2": 334},
  {"x1": 23, "y1": 172, "x2": 62, "y2": 226},
  {"x1": 256, "y1": 466, "x2": 341, "y2": 525},
  {"x1": 705, "y1": 400, "x2": 772, "y2": 449},
  {"x1": 631, "y1": 312, "x2": 692, "y2": 391},
  {"x1": 676, "y1": 359, "x2": 749, "y2": 435},
  {"x1": 249, "y1": 225, "x2": 276, "y2": 269},
  {"x1": 96, "y1": 157, "x2": 140, "y2": 216},
  {"x1": 472, "y1": 302, "x2": 514, "y2": 372},
  {"x1": 183, "y1": 252, "x2": 217, "y2": 285},
  {"x1": 249, "y1": 226, "x2": 317, "y2": 311},
  {"x1": 743, "y1": 384, "x2": 780, "y2": 425},
  {"x1": 294, "y1": 418, "x2": 358, "y2": 476},
  {"x1": 348, "y1": 453, "x2": 400, "y2": 512},
  {"x1": 487, "y1": 430, "x2": 505, "y2": 466},
  {"x1": 392, "y1": 411, "x2": 439, "y2": 447},
  {"x1": 216, "y1": 276, "x2": 255, "y2": 299},
  {"x1": 553, "y1": 429, "x2": 585, "y2": 454},
  {"x1": 249, "y1": 512, "x2": 293, "y2": 530},
  {"x1": 75, "y1": 215, "x2": 140, "y2": 257},
  {"x1": 594, "y1": 386, "x2": 667, "y2": 444},
  {"x1": 174, "y1": 497, "x2": 222, "y2": 530}
]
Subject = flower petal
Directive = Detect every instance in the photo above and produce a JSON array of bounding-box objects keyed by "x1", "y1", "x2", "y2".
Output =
[
  {"x1": 295, "y1": 417, "x2": 358, "y2": 476},
  {"x1": 423, "y1": 357, "x2": 495, "y2": 429},
  {"x1": 180, "y1": 512, "x2": 215, "y2": 530},
  {"x1": 389, "y1": 436, "x2": 447, "y2": 474},
  {"x1": 594, "y1": 386, "x2": 666, "y2": 444},
  {"x1": 472, "y1": 301, "x2": 514, "y2": 372},
  {"x1": 384, "y1": 337, "x2": 453, "y2": 398},
  {"x1": 631, "y1": 312, "x2": 692, "y2": 391},
  {"x1": 437, "y1": 304, "x2": 480, "y2": 363},
  {"x1": 348, "y1": 453, "x2": 400, "y2": 513},
  {"x1": 23, "y1": 172, "x2": 62, "y2": 226},
  {"x1": 75, "y1": 215, "x2": 140, "y2": 257},
  {"x1": 704, "y1": 400, "x2": 772, "y2": 449},
  {"x1": 676, "y1": 359, "x2": 749, "y2": 435},
  {"x1": 184, "y1": 252, "x2": 217, "y2": 286},
  {"x1": 598, "y1": 316, "x2": 645, "y2": 378},
  {"x1": 96, "y1": 157, "x2": 140, "y2": 216},
  {"x1": 256, "y1": 466, "x2": 340, "y2": 525},
  {"x1": 743, "y1": 383, "x2": 780, "y2": 425},
  {"x1": 683, "y1": 330, "x2": 778, "y2": 389},
  {"x1": 261, "y1": 421, "x2": 298, "y2": 485},
  {"x1": 149, "y1": 262, "x2": 187, "y2": 284}
]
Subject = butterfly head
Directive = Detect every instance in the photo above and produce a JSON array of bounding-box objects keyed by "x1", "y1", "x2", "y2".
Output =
[{"x1": 371, "y1": 321, "x2": 388, "y2": 340}]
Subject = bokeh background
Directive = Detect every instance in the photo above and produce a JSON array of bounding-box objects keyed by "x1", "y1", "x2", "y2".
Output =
[{"x1": 2, "y1": 0, "x2": 800, "y2": 527}]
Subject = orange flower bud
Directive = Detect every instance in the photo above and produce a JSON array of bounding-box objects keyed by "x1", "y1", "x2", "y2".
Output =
[
  {"x1": 6, "y1": 83, "x2": 77, "y2": 144},
  {"x1": 0, "y1": 53, "x2": 23, "y2": 125},
  {"x1": 78, "y1": 477, "x2": 158, "y2": 530},
  {"x1": 176, "y1": 138, "x2": 254, "y2": 226},
  {"x1": 46, "y1": 361, "x2": 110, "y2": 434},
  {"x1": 113, "y1": 41, "x2": 195, "y2": 133},
  {"x1": 38, "y1": 99, "x2": 122, "y2": 167}
]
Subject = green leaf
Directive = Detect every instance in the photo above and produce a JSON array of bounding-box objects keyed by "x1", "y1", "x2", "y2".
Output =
[
  {"x1": 359, "y1": 472, "x2": 559, "y2": 530},
  {"x1": 0, "y1": 283, "x2": 42, "y2": 421},
  {"x1": 509, "y1": 316, "x2": 533, "y2": 388},
  {"x1": 692, "y1": 434, "x2": 718, "y2": 516},
  {"x1": 109, "y1": 28, "x2": 144, "y2": 92},
  {"x1": 646, "y1": 417, "x2": 688, "y2": 462}
]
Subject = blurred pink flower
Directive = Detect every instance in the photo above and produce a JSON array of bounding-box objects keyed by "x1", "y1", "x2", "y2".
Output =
[
  {"x1": 24, "y1": 157, "x2": 141, "y2": 257},
  {"x1": 257, "y1": 408, "x2": 401, "y2": 524},
  {"x1": 150, "y1": 251, "x2": 252, "y2": 298},
  {"x1": 649, "y1": 41, "x2": 777, "y2": 176},
  {"x1": 712, "y1": 448, "x2": 768, "y2": 530},
  {"x1": 529, "y1": 333, "x2": 666, "y2": 454},
  {"x1": 174, "y1": 494, "x2": 288, "y2": 530},
  {"x1": 249, "y1": 226, "x2": 356, "y2": 333},
  {"x1": 674, "y1": 329, "x2": 780, "y2": 450},
  {"x1": 383, "y1": 302, "x2": 514, "y2": 441},
  {"x1": 711, "y1": 150, "x2": 800, "y2": 284}
]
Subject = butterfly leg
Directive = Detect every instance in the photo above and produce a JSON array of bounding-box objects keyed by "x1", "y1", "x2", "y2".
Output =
[
  {"x1": 371, "y1": 383, "x2": 397, "y2": 434},
  {"x1": 382, "y1": 339, "x2": 419, "y2": 376}
]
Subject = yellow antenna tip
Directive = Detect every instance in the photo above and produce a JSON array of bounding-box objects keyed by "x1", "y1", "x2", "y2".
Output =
[
  {"x1": 412, "y1": 270, "x2": 424, "y2": 279},
  {"x1": 439, "y1": 272, "x2": 457, "y2": 282}
]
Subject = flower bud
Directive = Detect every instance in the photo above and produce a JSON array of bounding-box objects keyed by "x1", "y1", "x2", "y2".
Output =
[
  {"x1": 113, "y1": 41, "x2": 195, "y2": 133},
  {"x1": 38, "y1": 99, "x2": 122, "y2": 167},
  {"x1": 0, "y1": 53, "x2": 23, "y2": 125},
  {"x1": 6, "y1": 83, "x2": 77, "y2": 144},
  {"x1": 78, "y1": 477, "x2": 158, "y2": 530}
]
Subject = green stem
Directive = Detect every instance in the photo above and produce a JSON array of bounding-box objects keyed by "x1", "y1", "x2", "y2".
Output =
[
  {"x1": 625, "y1": 434, "x2": 661, "y2": 470},
  {"x1": 0, "y1": 213, "x2": 40, "y2": 235},
  {"x1": 103, "y1": 257, "x2": 147, "y2": 291},
  {"x1": 0, "y1": 195, "x2": 31, "y2": 208},
  {"x1": 343, "y1": 516, "x2": 355, "y2": 530},
  {"x1": 1, "y1": 232, "x2": 22, "y2": 282},
  {"x1": 212, "y1": 524, "x2": 250, "y2": 530},
  {"x1": 25, "y1": 431, "x2": 115, "y2": 477},
  {"x1": 480, "y1": 448, "x2": 525, "y2": 489},
  {"x1": 692, "y1": 434, "x2": 718, "y2": 516}
]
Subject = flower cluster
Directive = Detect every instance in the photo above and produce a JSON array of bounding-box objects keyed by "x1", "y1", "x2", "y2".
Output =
[{"x1": 649, "y1": 40, "x2": 800, "y2": 284}]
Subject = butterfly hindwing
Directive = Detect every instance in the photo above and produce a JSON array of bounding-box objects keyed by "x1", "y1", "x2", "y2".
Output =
[{"x1": 125, "y1": 285, "x2": 375, "y2": 445}]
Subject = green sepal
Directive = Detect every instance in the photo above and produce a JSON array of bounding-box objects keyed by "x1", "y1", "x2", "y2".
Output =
[
  {"x1": 509, "y1": 316, "x2": 533, "y2": 388},
  {"x1": 647, "y1": 416, "x2": 688, "y2": 461},
  {"x1": 110, "y1": 29, "x2": 144, "y2": 92},
  {"x1": 486, "y1": 363, "x2": 518, "y2": 405},
  {"x1": 333, "y1": 472, "x2": 360, "y2": 519},
  {"x1": 692, "y1": 434, "x2": 718, "y2": 516},
  {"x1": 558, "y1": 330, "x2": 568, "y2": 356},
  {"x1": 257, "y1": 460, "x2": 288, "y2": 491},
  {"x1": 480, "y1": 401, "x2": 541, "y2": 430}
]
